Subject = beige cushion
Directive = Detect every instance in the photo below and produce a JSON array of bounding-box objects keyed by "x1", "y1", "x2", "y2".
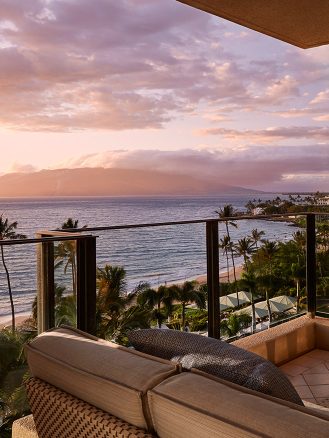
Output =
[
  {"x1": 233, "y1": 315, "x2": 316, "y2": 365},
  {"x1": 25, "y1": 326, "x2": 178, "y2": 431},
  {"x1": 148, "y1": 372, "x2": 329, "y2": 438}
]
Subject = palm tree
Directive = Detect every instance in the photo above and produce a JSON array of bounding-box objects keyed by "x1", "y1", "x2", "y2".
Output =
[
  {"x1": 61, "y1": 218, "x2": 79, "y2": 229},
  {"x1": 0, "y1": 215, "x2": 27, "y2": 333},
  {"x1": 216, "y1": 205, "x2": 239, "y2": 299},
  {"x1": 258, "y1": 240, "x2": 278, "y2": 324},
  {"x1": 240, "y1": 270, "x2": 257, "y2": 333},
  {"x1": 291, "y1": 262, "x2": 305, "y2": 312},
  {"x1": 170, "y1": 281, "x2": 206, "y2": 331},
  {"x1": 55, "y1": 241, "x2": 77, "y2": 295},
  {"x1": 55, "y1": 218, "x2": 87, "y2": 296},
  {"x1": 250, "y1": 228, "x2": 265, "y2": 265},
  {"x1": 234, "y1": 237, "x2": 255, "y2": 271},
  {"x1": 292, "y1": 231, "x2": 306, "y2": 256},
  {"x1": 96, "y1": 265, "x2": 128, "y2": 315},
  {"x1": 219, "y1": 235, "x2": 231, "y2": 282},
  {"x1": 220, "y1": 313, "x2": 251, "y2": 338},
  {"x1": 96, "y1": 264, "x2": 151, "y2": 341},
  {"x1": 137, "y1": 285, "x2": 174, "y2": 328},
  {"x1": 0, "y1": 329, "x2": 32, "y2": 435},
  {"x1": 317, "y1": 223, "x2": 329, "y2": 251}
]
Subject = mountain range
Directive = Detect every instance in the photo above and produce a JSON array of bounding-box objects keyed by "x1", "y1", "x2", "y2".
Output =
[{"x1": 0, "y1": 168, "x2": 261, "y2": 197}]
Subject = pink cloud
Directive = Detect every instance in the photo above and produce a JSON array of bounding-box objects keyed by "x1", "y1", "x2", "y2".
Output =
[
  {"x1": 0, "y1": 0, "x2": 324, "y2": 132},
  {"x1": 199, "y1": 125, "x2": 329, "y2": 143},
  {"x1": 55, "y1": 146, "x2": 329, "y2": 191}
]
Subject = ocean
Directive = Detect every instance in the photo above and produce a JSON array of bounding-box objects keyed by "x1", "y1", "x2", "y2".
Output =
[{"x1": 0, "y1": 194, "x2": 297, "y2": 319}]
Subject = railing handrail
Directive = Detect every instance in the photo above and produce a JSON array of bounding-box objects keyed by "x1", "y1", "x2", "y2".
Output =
[
  {"x1": 0, "y1": 234, "x2": 95, "y2": 246},
  {"x1": 50, "y1": 211, "x2": 329, "y2": 233},
  {"x1": 1, "y1": 212, "x2": 327, "y2": 244}
]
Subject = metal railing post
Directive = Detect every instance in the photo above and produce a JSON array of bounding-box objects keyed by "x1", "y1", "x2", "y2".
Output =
[
  {"x1": 306, "y1": 214, "x2": 316, "y2": 318},
  {"x1": 36, "y1": 238, "x2": 55, "y2": 334},
  {"x1": 206, "y1": 220, "x2": 220, "y2": 339},
  {"x1": 76, "y1": 236, "x2": 97, "y2": 335}
]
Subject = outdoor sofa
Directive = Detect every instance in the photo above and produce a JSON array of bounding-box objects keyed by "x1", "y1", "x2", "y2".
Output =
[{"x1": 13, "y1": 316, "x2": 329, "y2": 438}]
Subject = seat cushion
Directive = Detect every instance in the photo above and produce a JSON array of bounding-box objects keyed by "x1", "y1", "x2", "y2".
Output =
[
  {"x1": 128, "y1": 328, "x2": 303, "y2": 405},
  {"x1": 148, "y1": 372, "x2": 329, "y2": 438},
  {"x1": 25, "y1": 326, "x2": 179, "y2": 431}
]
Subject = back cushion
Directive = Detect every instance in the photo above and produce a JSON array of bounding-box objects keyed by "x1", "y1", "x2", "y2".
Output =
[
  {"x1": 128, "y1": 329, "x2": 303, "y2": 406},
  {"x1": 25, "y1": 326, "x2": 178, "y2": 431}
]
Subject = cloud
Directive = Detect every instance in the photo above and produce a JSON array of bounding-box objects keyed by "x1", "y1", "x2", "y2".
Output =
[
  {"x1": 262, "y1": 75, "x2": 299, "y2": 102},
  {"x1": 0, "y1": 0, "x2": 326, "y2": 132},
  {"x1": 199, "y1": 125, "x2": 329, "y2": 143},
  {"x1": 0, "y1": 0, "x2": 224, "y2": 131},
  {"x1": 55, "y1": 146, "x2": 329, "y2": 191},
  {"x1": 310, "y1": 89, "x2": 329, "y2": 105},
  {"x1": 8, "y1": 162, "x2": 38, "y2": 173}
]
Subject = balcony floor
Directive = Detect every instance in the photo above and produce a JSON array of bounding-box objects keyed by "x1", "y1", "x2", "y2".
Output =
[{"x1": 280, "y1": 349, "x2": 329, "y2": 407}]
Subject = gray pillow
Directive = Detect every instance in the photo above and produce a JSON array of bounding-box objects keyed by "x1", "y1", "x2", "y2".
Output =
[{"x1": 128, "y1": 329, "x2": 303, "y2": 406}]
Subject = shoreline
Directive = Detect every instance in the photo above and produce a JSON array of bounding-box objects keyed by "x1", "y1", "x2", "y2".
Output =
[
  {"x1": 195, "y1": 265, "x2": 244, "y2": 285},
  {"x1": 0, "y1": 313, "x2": 32, "y2": 330}
]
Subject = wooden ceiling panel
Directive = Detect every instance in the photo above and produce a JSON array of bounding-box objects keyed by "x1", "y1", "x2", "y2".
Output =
[{"x1": 178, "y1": 0, "x2": 329, "y2": 48}]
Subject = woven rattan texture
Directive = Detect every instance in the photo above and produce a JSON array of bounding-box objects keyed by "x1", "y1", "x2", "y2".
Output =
[{"x1": 26, "y1": 377, "x2": 153, "y2": 438}]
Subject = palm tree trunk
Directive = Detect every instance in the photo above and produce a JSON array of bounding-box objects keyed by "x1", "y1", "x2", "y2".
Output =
[
  {"x1": 225, "y1": 249, "x2": 230, "y2": 282},
  {"x1": 296, "y1": 280, "x2": 300, "y2": 313},
  {"x1": 225, "y1": 222, "x2": 239, "y2": 304},
  {"x1": 255, "y1": 242, "x2": 261, "y2": 267},
  {"x1": 181, "y1": 302, "x2": 186, "y2": 331},
  {"x1": 1, "y1": 245, "x2": 15, "y2": 333},
  {"x1": 251, "y1": 292, "x2": 256, "y2": 334},
  {"x1": 266, "y1": 289, "x2": 272, "y2": 326},
  {"x1": 72, "y1": 256, "x2": 77, "y2": 297},
  {"x1": 157, "y1": 301, "x2": 161, "y2": 328}
]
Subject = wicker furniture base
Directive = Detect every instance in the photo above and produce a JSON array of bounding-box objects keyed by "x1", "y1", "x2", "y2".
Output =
[{"x1": 25, "y1": 377, "x2": 154, "y2": 438}]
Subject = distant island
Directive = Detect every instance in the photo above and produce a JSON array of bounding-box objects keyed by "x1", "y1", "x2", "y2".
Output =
[{"x1": 0, "y1": 167, "x2": 262, "y2": 197}]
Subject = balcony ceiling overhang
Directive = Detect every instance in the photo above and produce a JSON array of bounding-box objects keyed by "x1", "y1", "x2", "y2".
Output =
[{"x1": 177, "y1": 0, "x2": 329, "y2": 48}]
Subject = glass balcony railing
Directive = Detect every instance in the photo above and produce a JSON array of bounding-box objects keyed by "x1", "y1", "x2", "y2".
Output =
[{"x1": 0, "y1": 211, "x2": 328, "y2": 434}]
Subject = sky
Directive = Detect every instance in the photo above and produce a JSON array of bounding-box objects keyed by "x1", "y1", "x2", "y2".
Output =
[{"x1": 0, "y1": 0, "x2": 329, "y2": 192}]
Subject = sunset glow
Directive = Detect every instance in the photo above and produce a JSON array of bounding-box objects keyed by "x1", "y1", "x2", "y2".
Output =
[{"x1": 1, "y1": 0, "x2": 329, "y2": 192}]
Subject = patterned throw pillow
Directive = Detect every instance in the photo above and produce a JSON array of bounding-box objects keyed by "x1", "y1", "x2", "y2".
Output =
[{"x1": 128, "y1": 329, "x2": 303, "y2": 406}]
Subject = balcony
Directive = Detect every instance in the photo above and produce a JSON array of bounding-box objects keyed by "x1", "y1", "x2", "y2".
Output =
[{"x1": 1, "y1": 212, "x2": 329, "y2": 436}]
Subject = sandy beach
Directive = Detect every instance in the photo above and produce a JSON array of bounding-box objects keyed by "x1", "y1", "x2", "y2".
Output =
[
  {"x1": 195, "y1": 265, "x2": 244, "y2": 285},
  {"x1": 0, "y1": 313, "x2": 31, "y2": 330}
]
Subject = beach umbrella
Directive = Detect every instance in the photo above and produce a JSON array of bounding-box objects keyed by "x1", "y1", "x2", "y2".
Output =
[
  {"x1": 236, "y1": 291, "x2": 251, "y2": 302},
  {"x1": 236, "y1": 302, "x2": 269, "y2": 319},
  {"x1": 222, "y1": 292, "x2": 250, "y2": 307},
  {"x1": 237, "y1": 295, "x2": 297, "y2": 319},
  {"x1": 220, "y1": 295, "x2": 240, "y2": 308},
  {"x1": 269, "y1": 295, "x2": 297, "y2": 313},
  {"x1": 270, "y1": 295, "x2": 297, "y2": 307},
  {"x1": 220, "y1": 302, "x2": 230, "y2": 312},
  {"x1": 235, "y1": 291, "x2": 253, "y2": 303}
]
